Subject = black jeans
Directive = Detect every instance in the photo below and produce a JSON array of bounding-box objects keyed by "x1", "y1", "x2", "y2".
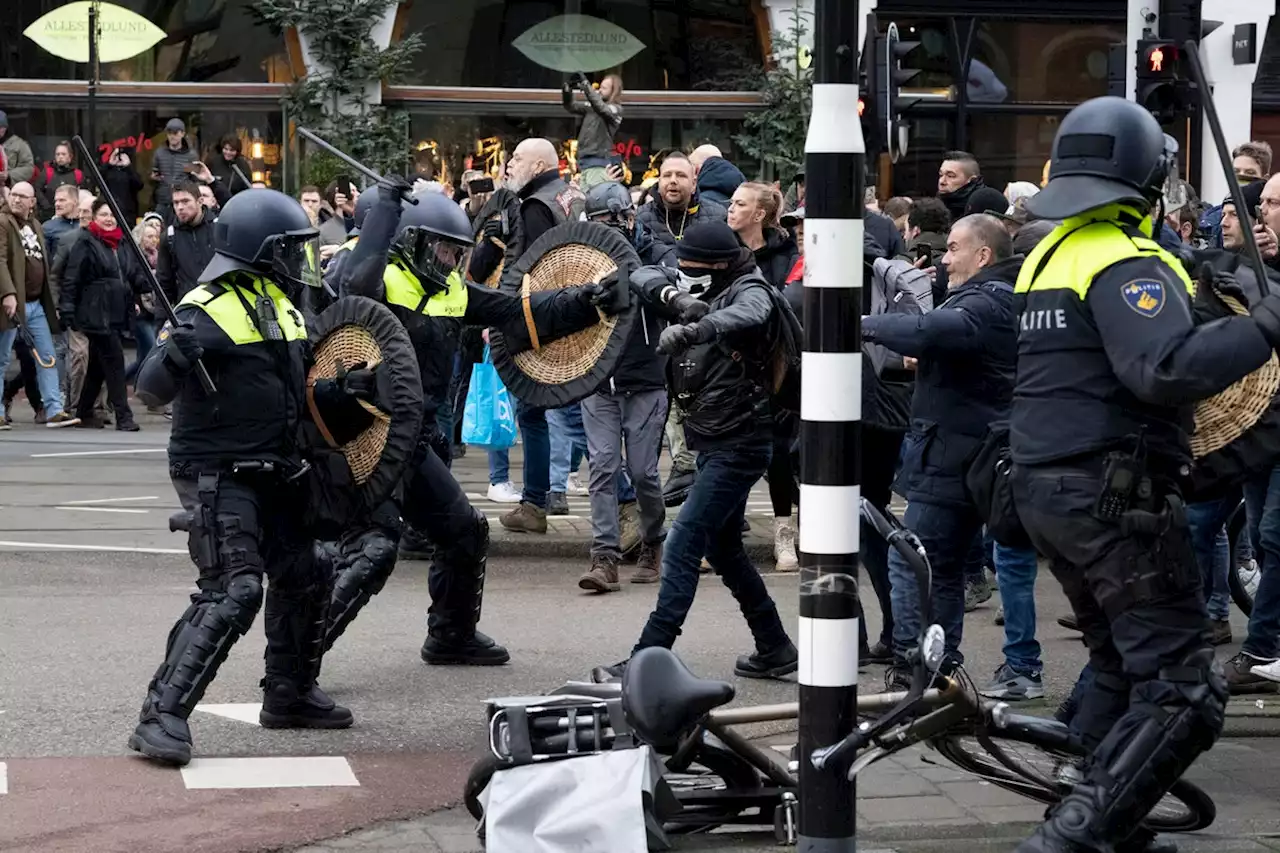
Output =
[
  {"x1": 859, "y1": 425, "x2": 903, "y2": 650},
  {"x1": 77, "y1": 331, "x2": 132, "y2": 423},
  {"x1": 634, "y1": 437, "x2": 790, "y2": 654}
]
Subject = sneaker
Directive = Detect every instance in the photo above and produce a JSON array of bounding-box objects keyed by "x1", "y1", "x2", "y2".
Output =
[
  {"x1": 663, "y1": 465, "x2": 696, "y2": 507},
  {"x1": 487, "y1": 481, "x2": 522, "y2": 503},
  {"x1": 547, "y1": 491, "x2": 570, "y2": 516},
  {"x1": 773, "y1": 517, "x2": 798, "y2": 572},
  {"x1": 1225, "y1": 652, "x2": 1280, "y2": 694},
  {"x1": 116, "y1": 419, "x2": 141, "y2": 432},
  {"x1": 46, "y1": 412, "x2": 81, "y2": 428},
  {"x1": 146, "y1": 404, "x2": 168, "y2": 415},
  {"x1": 33, "y1": 408, "x2": 46, "y2": 425},
  {"x1": 1209, "y1": 619, "x2": 1233, "y2": 646},
  {"x1": 500, "y1": 501, "x2": 547, "y2": 534},
  {"x1": 978, "y1": 663, "x2": 1045, "y2": 701},
  {"x1": 420, "y1": 629, "x2": 510, "y2": 666},
  {"x1": 0, "y1": 416, "x2": 10, "y2": 431},
  {"x1": 699, "y1": 556, "x2": 713, "y2": 574},
  {"x1": 735, "y1": 640, "x2": 799, "y2": 680},
  {"x1": 994, "y1": 606, "x2": 1005, "y2": 626},
  {"x1": 1250, "y1": 658, "x2": 1280, "y2": 684},
  {"x1": 631, "y1": 541, "x2": 661, "y2": 583},
  {"x1": 618, "y1": 501, "x2": 641, "y2": 556},
  {"x1": 74, "y1": 416, "x2": 105, "y2": 429},
  {"x1": 567, "y1": 473, "x2": 588, "y2": 495},
  {"x1": 963, "y1": 575, "x2": 992, "y2": 612},
  {"x1": 578, "y1": 554, "x2": 620, "y2": 593},
  {"x1": 863, "y1": 641, "x2": 894, "y2": 665}
]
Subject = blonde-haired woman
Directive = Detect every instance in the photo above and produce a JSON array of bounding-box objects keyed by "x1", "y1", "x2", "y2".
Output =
[
  {"x1": 726, "y1": 181, "x2": 798, "y2": 289},
  {"x1": 126, "y1": 217, "x2": 163, "y2": 409},
  {"x1": 725, "y1": 180, "x2": 801, "y2": 571}
]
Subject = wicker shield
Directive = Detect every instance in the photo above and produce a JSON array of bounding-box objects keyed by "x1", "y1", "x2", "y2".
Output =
[
  {"x1": 489, "y1": 221, "x2": 640, "y2": 408},
  {"x1": 473, "y1": 189, "x2": 525, "y2": 288},
  {"x1": 306, "y1": 296, "x2": 423, "y2": 508},
  {"x1": 1191, "y1": 290, "x2": 1280, "y2": 459}
]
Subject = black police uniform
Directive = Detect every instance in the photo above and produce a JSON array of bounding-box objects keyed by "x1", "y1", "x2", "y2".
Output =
[
  {"x1": 320, "y1": 185, "x2": 611, "y2": 664},
  {"x1": 1010, "y1": 98, "x2": 1280, "y2": 853},
  {"x1": 128, "y1": 189, "x2": 356, "y2": 767}
]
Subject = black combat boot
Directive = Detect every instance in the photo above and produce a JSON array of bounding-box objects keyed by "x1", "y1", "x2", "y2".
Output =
[
  {"x1": 260, "y1": 576, "x2": 353, "y2": 728},
  {"x1": 734, "y1": 640, "x2": 799, "y2": 679},
  {"x1": 259, "y1": 680, "x2": 354, "y2": 728},
  {"x1": 421, "y1": 628, "x2": 511, "y2": 665},
  {"x1": 129, "y1": 690, "x2": 195, "y2": 767}
]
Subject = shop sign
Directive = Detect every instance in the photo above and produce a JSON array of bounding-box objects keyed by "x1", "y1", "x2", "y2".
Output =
[
  {"x1": 24, "y1": 2, "x2": 166, "y2": 64},
  {"x1": 1233, "y1": 23, "x2": 1257, "y2": 66},
  {"x1": 513, "y1": 14, "x2": 645, "y2": 73}
]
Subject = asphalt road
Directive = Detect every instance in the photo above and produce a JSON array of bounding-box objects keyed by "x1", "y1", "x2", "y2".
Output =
[{"x1": 3, "y1": 425, "x2": 1277, "y2": 852}]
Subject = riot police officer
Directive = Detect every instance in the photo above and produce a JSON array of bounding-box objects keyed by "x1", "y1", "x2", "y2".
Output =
[
  {"x1": 128, "y1": 189, "x2": 372, "y2": 766},
  {"x1": 323, "y1": 184, "x2": 618, "y2": 665},
  {"x1": 1010, "y1": 97, "x2": 1280, "y2": 852}
]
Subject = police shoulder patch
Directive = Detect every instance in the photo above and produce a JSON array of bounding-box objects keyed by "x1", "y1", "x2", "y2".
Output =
[{"x1": 1121, "y1": 279, "x2": 1165, "y2": 318}]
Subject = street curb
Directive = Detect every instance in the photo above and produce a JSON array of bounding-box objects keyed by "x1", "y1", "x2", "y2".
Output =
[{"x1": 482, "y1": 536, "x2": 776, "y2": 564}]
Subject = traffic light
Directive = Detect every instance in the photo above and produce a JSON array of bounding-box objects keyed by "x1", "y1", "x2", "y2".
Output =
[
  {"x1": 1135, "y1": 38, "x2": 1190, "y2": 122},
  {"x1": 876, "y1": 22, "x2": 921, "y2": 162},
  {"x1": 859, "y1": 15, "x2": 881, "y2": 155}
]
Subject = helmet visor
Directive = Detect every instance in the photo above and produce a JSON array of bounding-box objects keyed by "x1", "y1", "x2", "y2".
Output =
[
  {"x1": 270, "y1": 230, "x2": 323, "y2": 290},
  {"x1": 398, "y1": 226, "x2": 472, "y2": 289}
]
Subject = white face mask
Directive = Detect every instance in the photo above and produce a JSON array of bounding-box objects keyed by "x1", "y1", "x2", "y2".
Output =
[{"x1": 678, "y1": 269, "x2": 711, "y2": 294}]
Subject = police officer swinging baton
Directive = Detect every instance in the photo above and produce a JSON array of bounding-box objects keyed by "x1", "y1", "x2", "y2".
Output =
[
  {"x1": 1182, "y1": 41, "x2": 1271, "y2": 297},
  {"x1": 295, "y1": 127, "x2": 419, "y2": 206},
  {"x1": 71, "y1": 135, "x2": 217, "y2": 394}
]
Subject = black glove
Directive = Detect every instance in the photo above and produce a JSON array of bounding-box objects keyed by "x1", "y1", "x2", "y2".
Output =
[
  {"x1": 334, "y1": 360, "x2": 379, "y2": 402},
  {"x1": 378, "y1": 173, "x2": 414, "y2": 204},
  {"x1": 573, "y1": 71, "x2": 590, "y2": 88},
  {"x1": 164, "y1": 322, "x2": 203, "y2": 372},
  {"x1": 1252, "y1": 294, "x2": 1280, "y2": 350},
  {"x1": 657, "y1": 322, "x2": 712, "y2": 356},
  {"x1": 591, "y1": 267, "x2": 631, "y2": 315},
  {"x1": 481, "y1": 215, "x2": 507, "y2": 244},
  {"x1": 1197, "y1": 263, "x2": 1248, "y2": 304},
  {"x1": 668, "y1": 291, "x2": 709, "y2": 323}
]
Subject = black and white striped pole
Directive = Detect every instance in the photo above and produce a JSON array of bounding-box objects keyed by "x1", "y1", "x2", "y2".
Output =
[{"x1": 797, "y1": 0, "x2": 863, "y2": 849}]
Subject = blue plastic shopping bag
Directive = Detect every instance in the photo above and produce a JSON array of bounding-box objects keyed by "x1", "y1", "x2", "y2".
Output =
[{"x1": 462, "y1": 345, "x2": 518, "y2": 451}]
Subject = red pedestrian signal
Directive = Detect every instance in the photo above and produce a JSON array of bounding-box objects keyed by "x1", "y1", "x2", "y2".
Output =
[
  {"x1": 858, "y1": 97, "x2": 866, "y2": 117},
  {"x1": 1138, "y1": 41, "x2": 1178, "y2": 79},
  {"x1": 1149, "y1": 46, "x2": 1164, "y2": 72}
]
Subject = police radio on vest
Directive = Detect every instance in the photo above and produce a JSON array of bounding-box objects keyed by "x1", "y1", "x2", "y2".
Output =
[{"x1": 1021, "y1": 308, "x2": 1068, "y2": 331}]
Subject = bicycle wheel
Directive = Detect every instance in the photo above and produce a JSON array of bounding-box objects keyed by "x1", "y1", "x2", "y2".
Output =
[
  {"x1": 463, "y1": 753, "x2": 503, "y2": 822},
  {"x1": 931, "y1": 721, "x2": 1215, "y2": 833},
  {"x1": 1227, "y1": 500, "x2": 1256, "y2": 616}
]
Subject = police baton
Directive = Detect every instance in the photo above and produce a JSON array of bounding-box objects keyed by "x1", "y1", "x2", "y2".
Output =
[
  {"x1": 71, "y1": 135, "x2": 217, "y2": 393},
  {"x1": 12, "y1": 314, "x2": 54, "y2": 368},
  {"x1": 1183, "y1": 41, "x2": 1271, "y2": 297},
  {"x1": 295, "y1": 127, "x2": 418, "y2": 205},
  {"x1": 231, "y1": 162, "x2": 252, "y2": 192}
]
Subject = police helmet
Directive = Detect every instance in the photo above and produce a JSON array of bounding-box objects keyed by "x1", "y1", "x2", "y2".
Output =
[
  {"x1": 1028, "y1": 96, "x2": 1177, "y2": 221},
  {"x1": 391, "y1": 189, "x2": 474, "y2": 291},
  {"x1": 584, "y1": 181, "x2": 635, "y2": 221},
  {"x1": 353, "y1": 184, "x2": 379, "y2": 231},
  {"x1": 200, "y1": 189, "x2": 320, "y2": 291}
]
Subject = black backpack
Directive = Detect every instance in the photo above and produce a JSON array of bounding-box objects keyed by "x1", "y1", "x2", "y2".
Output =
[{"x1": 761, "y1": 285, "x2": 802, "y2": 414}]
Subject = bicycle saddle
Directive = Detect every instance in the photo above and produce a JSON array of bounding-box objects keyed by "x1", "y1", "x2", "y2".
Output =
[{"x1": 621, "y1": 647, "x2": 735, "y2": 750}]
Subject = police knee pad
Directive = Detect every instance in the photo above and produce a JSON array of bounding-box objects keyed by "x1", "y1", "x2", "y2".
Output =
[
  {"x1": 457, "y1": 509, "x2": 489, "y2": 564},
  {"x1": 224, "y1": 574, "x2": 265, "y2": 632}
]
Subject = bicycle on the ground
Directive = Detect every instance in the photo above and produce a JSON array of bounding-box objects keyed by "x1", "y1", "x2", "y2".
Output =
[{"x1": 465, "y1": 499, "x2": 1215, "y2": 844}]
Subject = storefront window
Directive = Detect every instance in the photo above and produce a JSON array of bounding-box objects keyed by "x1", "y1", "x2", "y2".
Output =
[
  {"x1": 965, "y1": 112, "x2": 1058, "y2": 193},
  {"x1": 2, "y1": 106, "x2": 285, "y2": 216},
  {"x1": 400, "y1": 0, "x2": 766, "y2": 91},
  {"x1": 972, "y1": 21, "x2": 1123, "y2": 104},
  {"x1": 883, "y1": 114, "x2": 957, "y2": 199},
  {"x1": 9, "y1": 0, "x2": 294, "y2": 84},
  {"x1": 408, "y1": 112, "x2": 748, "y2": 189}
]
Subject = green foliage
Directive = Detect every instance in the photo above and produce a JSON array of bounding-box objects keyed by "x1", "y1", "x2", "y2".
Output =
[
  {"x1": 257, "y1": 0, "x2": 421, "y2": 185},
  {"x1": 733, "y1": 5, "x2": 812, "y2": 186}
]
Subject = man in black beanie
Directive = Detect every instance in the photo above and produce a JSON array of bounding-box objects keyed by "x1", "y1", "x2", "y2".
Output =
[{"x1": 595, "y1": 219, "x2": 798, "y2": 680}]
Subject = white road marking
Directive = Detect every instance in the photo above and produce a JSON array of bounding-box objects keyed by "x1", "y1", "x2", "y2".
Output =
[
  {"x1": 181, "y1": 756, "x2": 359, "y2": 790},
  {"x1": 0, "y1": 540, "x2": 186, "y2": 554},
  {"x1": 194, "y1": 703, "x2": 263, "y2": 726},
  {"x1": 0, "y1": 761, "x2": 7, "y2": 795},
  {"x1": 62, "y1": 496, "x2": 160, "y2": 505},
  {"x1": 54, "y1": 506, "x2": 150, "y2": 514},
  {"x1": 30, "y1": 448, "x2": 167, "y2": 459}
]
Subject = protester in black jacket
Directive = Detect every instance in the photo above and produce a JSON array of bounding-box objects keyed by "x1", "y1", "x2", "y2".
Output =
[
  {"x1": 151, "y1": 119, "x2": 198, "y2": 223},
  {"x1": 596, "y1": 219, "x2": 797, "y2": 681},
  {"x1": 861, "y1": 212, "x2": 1019, "y2": 675},
  {"x1": 60, "y1": 196, "x2": 148, "y2": 430},
  {"x1": 937, "y1": 150, "x2": 986, "y2": 222},
  {"x1": 726, "y1": 181, "x2": 799, "y2": 290},
  {"x1": 35, "y1": 142, "x2": 87, "y2": 220},
  {"x1": 207, "y1": 134, "x2": 252, "y2": 196},
  {"x1": 102, "y1": 146, "x2": 144, "y2": 226},
  {"x1": 636, "y1": 151, "x2": 726, "y2": 247},
  {"x1": 156, "y1": 180, "x2": 220, "y2": 302}
]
